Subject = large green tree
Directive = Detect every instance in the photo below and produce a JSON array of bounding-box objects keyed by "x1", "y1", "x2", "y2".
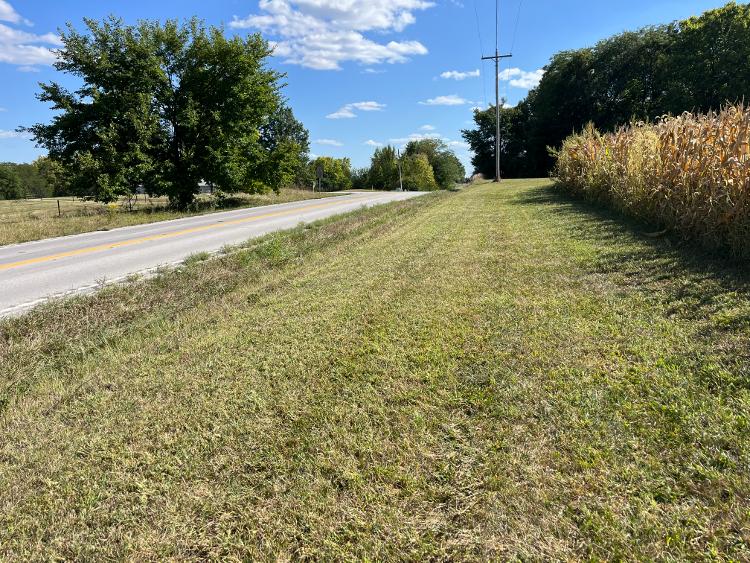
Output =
[
  {"x1": 462, "y1": 103, "x2": 530, "y2": 179},
  {"x1": 310, "y1": 156, "x2": 352, "y2": 191},
  {"x1": 0, "y1": 161, "x2": 56, "y2": 198},
  {"x1": 259, "y1": 104, "x2": 311, "y2": 188},
  {"x1": 367, "y1": 146, "x2": 400, "y2": 190},
  {"x1": 401, "y1": 153, "x2": 438, "y2": 191},
  {"x1": 667, "y1": 3, "x2": 750, "y2": 113},
  {"x1": 0, "y1": 165, "x2": 22, "y2": 199},
  {"x1": 34, "y1": 157, "x2": 69, "y2": 197},
  {"x1": 404, "y1": 139, "x2": 465, "y2": 189},
  {"x1": 27, "y1": 17, "x2": 294, "y2": 208}
]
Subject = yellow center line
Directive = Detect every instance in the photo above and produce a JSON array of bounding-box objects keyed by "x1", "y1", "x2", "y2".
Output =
[{"x1": 0, "y1": 196, "x2": 368, "y2": 272}]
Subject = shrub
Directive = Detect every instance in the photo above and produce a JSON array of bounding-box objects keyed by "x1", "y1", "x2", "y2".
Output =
[{"x1": 554, "y1": 104, "x2": 750, "y2": 257}]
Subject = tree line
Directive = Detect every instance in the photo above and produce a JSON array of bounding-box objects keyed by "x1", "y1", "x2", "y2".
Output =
[
  {"x1": 463, "y1": 2, "x2": 750, "y2": 178},
  {"x1": 0, "y1": 158, "x2": 64, "y2": 200},
  {"x1": 303, "y1": 140, "x2": 465, "y2": 192},
  {"x1": 22, "y1": 17, "x2": 311, "y2": 209},
  {"x1": 356, "y1": 139, "x2": 465, "y2": 191}
]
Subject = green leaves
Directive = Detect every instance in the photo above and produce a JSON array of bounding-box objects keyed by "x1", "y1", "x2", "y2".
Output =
[
  {"x1": 310, "y1": 157, "x2": 352, "y2": 191},
  {"x1": 28, "y1": 17, "x2": 300, "y2": 208},
  {"x1": 401, "y1": 153, "x2": 438, "y2": 192},
  {"x1": 403, "y1": 139, "x2": 465, "y2": 189},
  {"x1": 368, "y1": 146, "x2": 399, "y2": 190},
  {"x1": 0, "y1": 166, "x2": 23, "y2": 200},
  {"x1": 365, "y1": 141, "x2": 463, "y2": 191},
  {"x1": 461, "y1": 103, "x2": 530, "y2": 179}
]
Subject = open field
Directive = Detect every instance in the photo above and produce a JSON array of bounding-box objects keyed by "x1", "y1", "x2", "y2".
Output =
[
  {"x1": 0, "y1": 189, "x2": 335, "y2": 247},
  {"x1": 1, "y1": 179, "x2": 749, "y2": 559}
]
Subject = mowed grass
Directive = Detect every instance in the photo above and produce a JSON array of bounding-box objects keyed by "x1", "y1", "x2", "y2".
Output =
[
  {"x1": 1, "y1": 180, "x2": 749, "y2": 559},
  {"x1": 0, "y1": 189, "x2": 335, "y2": 247}
]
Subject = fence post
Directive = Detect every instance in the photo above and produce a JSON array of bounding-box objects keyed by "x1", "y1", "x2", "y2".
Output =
[{"x1": 57, "y1": 200, "x2": 61, "y2": 217}]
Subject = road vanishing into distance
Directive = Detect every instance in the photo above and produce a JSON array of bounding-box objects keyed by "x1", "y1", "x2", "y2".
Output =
[{"x1": 0, "y1": 191, "x2": 426, "y2": 317}]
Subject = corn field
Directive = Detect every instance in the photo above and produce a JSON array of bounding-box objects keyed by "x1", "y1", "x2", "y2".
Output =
[{"x1": 555, "y1": 104, "x2": 750, "y2": 257}]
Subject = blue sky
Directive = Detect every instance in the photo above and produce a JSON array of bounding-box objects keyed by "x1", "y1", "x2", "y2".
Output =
[{"x1": 0, "y1": 0, "x2": 732, "y2": 170}]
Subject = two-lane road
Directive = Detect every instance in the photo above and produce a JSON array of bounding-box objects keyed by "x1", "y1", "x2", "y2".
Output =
[{"x1": 0, "y1": 191, "x2": 426, "y2": 317}]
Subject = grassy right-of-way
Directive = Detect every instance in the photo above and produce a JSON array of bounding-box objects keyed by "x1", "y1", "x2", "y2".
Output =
[{"x1": 0, "y1": 180, "x2": 748, "y2": 559}]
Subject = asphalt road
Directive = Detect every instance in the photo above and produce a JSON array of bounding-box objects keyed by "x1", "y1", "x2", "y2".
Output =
[{"x1": 0, "y1": 191, "x2": 426, "y2": 317}]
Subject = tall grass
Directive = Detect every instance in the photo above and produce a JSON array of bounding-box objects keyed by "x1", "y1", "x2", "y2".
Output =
[{"x1": 555, "y1": 104, "x2": 750, "y2": 257}]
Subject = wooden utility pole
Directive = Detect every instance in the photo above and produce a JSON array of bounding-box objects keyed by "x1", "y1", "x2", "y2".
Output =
[
  {"x1": 482, "y1": 49, "x2": 512, "y2": 182},
  {"x1": 397, "y1": 149, "x2": 404, "y2": 192}
]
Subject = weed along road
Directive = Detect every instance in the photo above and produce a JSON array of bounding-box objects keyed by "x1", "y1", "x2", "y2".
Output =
[{"x1": 0, "y1": 191, "x2": 425, "y2": 316}]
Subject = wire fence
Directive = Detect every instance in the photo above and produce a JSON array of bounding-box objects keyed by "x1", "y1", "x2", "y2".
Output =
[{"x1": 0, "y1": 194, "x2": 173, "y2": 224}]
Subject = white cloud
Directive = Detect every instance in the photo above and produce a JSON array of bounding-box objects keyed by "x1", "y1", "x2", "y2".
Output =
[
  {"x1": 350, "y1": 101, "x2": 385, "y2": 112},
  {"x1": 0, "y1": 129, "x2": 30, "y2": 139},
  {"x1": 440, "y1": 69, "x2": 479, "y2": 81},
  {"x1": 0, "y1": 0, "x2": 29, "y2": 25},
  {"x1": 386, "y1": 131, "x2": 468, "y2": 156},
  {"x1": 314, "y1": 138, "x2": 344, "y2": 147},
  {"x1": 364, "y1": 139, "x2": 382, "y2": 147},
  {"x1": 230, "y1": 0, "x2": 432, "y2": 70},
  {"x1": 0, "y1": 107, "x2": 6, "y2": 112},
  {"x1": 327, "y1": 100, "x2": 385, "y2": 119},
  {"x1": 419, "y1": 124, "x2": 435, "y2": 131},
  {"x1": 389, "y1": 132, "x2": 444, "y2": 145},
  {"x1": 0, "y1": 3, "x2": 60, "y2": 70},
  {"x1": 499, "y1": 67, "x2": 545, "y2": 90},
  {"x1": 327, "y1": 107, "x2": 356, "y2": 119},
  {"x1": 419, "y1": 94, "x2": 470, "y2": 106}
]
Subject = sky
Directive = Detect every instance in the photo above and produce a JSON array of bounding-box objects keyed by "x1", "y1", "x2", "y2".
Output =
[{"x1": 0, "y1": 0, "x2": 733, "y2": 171}]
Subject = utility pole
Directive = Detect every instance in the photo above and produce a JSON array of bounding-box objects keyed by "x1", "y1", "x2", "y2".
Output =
[
  {"x1": 397, "y1": 149, "x2": 404, "y2": 192},
  {"x1": 482, "y1": 48, "x2": 512, "y2": 183},
  {"x1": 482, "y1": 0, "x2": 512, "y2": 183}
]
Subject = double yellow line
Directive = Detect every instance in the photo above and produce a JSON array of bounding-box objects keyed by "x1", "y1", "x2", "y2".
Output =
[{"x1": 0, "y1": 196, "x2": 361, "y2": 272}]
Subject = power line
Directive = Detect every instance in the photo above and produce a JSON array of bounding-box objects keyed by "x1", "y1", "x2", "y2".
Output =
[
  {"x1": 510, "y1": 0, "x2": 524, "y2": 54},
  {"x1": 495, "y1": 0, "x2": 499, "y2": 53},
  {"x1": 505, "y1": 73, "x2": 511, "y2": 110},
  {"x1": 502, "y1": 1, "x2": 523, "y2": 111},
  {"x1": 473, "y1": 0, "x2": 485, "y2": 54},
  {"x1": 473, "y1": 0, "x2": 488, "y2": 108}
]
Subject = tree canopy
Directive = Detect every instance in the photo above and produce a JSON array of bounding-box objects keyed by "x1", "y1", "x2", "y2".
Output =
[
  {"x1": 463, "y1": 2, "x2": 750, "y2": 177},
  {"x1": 404, "y1": 139, "x2": 465, "y2": 189},
  {"x1": 401, "y1": 153, "x2": 438, "y2": 191},
  {"x1": 367, "y1": 146, "x2": 400, "y2": 190},
  {"x1": 27, "y1": 17, "x2": 307, "y2": 208},
  {"x1": 310, "y1": 156, "x2": 352, "y2": 191},
  {"x1": 0, "y1": 166, "x2": 22, "y2": 200},
  {"x1": 363, "y1": 141, "x2": 464, "y2": 191},
  {"x1": 0, "y1": 158, "x2": 63, "y2": 199}
]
